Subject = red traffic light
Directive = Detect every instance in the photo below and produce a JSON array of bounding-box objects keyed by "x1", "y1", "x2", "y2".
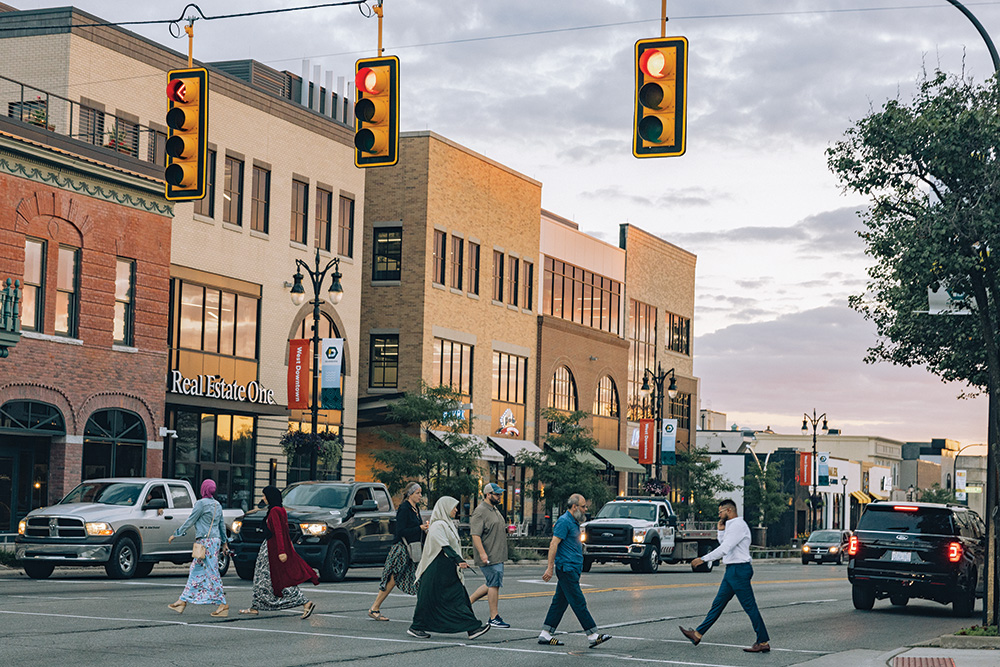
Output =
[
  {"x1": 356, "y1": 67, "x2": 387, "y2": 95},
  {"x1": 639, "y1": 49, "x2": 674, "y2": 79},
  {"x1": 166, "y1": 77, "x2": 199, "y2": 104}
]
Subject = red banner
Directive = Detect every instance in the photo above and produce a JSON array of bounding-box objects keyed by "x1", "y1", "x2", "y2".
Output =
[
  {"x1": 799, "y1": 452, "x2": 812, "y2": 486},
  {"x1": 287, "y1": 339, "x2": 309, "y2": 409},
  {"x1": 638, "y1": 419, "x2": 655, "y2": 465}
]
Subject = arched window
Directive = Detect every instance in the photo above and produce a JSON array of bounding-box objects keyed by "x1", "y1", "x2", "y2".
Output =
[
  {"x1": 83, "y1": 409, "x2": 146, "y2": 479},
  {"x1": 594, "y1": 376, "x2": 619, "y2": 418},
  {"x1": 548, "y1": 366, "x2": 578, "y2": 412},
  {"x1": 0, "y1": 400, "x2": 65, "y2": 433}
]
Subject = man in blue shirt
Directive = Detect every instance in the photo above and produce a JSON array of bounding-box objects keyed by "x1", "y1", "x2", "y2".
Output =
[{"x1": 537, "y1": 493, "x2": 612, "y2": 649}]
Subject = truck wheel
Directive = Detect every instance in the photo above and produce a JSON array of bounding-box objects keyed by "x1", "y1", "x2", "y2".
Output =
[
  {"x1": 582, "y1": 558, "x2": 593, "y2": 572},
  {"x1": 953, "y1": 571, "x2": 977, "y2": 617},
  {"x1": 852, "y1": 583, "x2": 876, "y2": 610},
  {"x1": 23, "y1": 562, "x2": 55, "y2": 579},
  {"x1": 639, "y1": 543, "x2": 660, "y2": 573},
  {"x1": 134, "y1": 562, "x2": 155, "y2": 578},
  {"x1": 105, "y1": 537, "x2": 139, "y2": 579},
  {"x1": 218, "y1": 550, "x2": 230, "y2": 577},
  {"x1": 319, "y1": 540, "x2": 349, "y2": 582},
  {"x1": 235, "y1": 560, "x2": 255, "y2": 581}
]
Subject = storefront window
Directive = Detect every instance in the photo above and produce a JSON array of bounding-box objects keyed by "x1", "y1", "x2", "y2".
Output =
[
  {"x1": 82, "y1": 409, "x2": 146, "y2": 479},
  {"x1": 168, "y1": 409, "x2": 255, "y2": 511}
]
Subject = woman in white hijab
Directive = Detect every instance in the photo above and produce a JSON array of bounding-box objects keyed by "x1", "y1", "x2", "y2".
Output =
[{"x1": 406, "y1": 496, "x2": 490, "y2": 640}]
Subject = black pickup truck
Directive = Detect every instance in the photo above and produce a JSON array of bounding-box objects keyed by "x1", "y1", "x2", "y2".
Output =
[{"x1": 229, "y1": 481, "x2": 396, "y2": 582}]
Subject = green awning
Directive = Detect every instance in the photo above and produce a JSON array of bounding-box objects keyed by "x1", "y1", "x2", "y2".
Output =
[
  {"x1": 575, "y1": 451, "x2": 604, "y2": 468},
  {"x1": 592, "y1": 448, "x2": 646, "y2": 473}
]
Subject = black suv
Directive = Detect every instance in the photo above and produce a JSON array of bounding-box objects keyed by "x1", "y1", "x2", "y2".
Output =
[
  {"x1": 229, "y1": 482, "x2": 396, "y2": 582},
  {"x1": 847, "y1": 502, "x2": 985, "y2": 615}
]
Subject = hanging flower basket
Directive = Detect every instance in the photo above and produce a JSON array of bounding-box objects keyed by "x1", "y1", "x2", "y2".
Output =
[
  {"x1": 643, "y1": 479, "x2": 671, "y2": 497},
  {"x1": 280, "y1": 429, "x2": 343, "y2": 467}
]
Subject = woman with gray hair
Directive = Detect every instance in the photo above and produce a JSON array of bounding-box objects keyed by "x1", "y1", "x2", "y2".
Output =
[{"x1": 367, "y1": 481, "x2": 428, "y2": 621}]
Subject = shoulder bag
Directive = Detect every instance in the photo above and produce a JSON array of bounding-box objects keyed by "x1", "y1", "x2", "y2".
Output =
[
  {"x1": 191, "y1": 501, "x2": 218, "y2": 560},
  {"x1": 402, "y1": 504, "x2": 422, "y2": 562}
]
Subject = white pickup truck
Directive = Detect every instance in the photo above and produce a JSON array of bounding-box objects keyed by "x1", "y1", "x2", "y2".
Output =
[{"x1": 14, "y1": 477, "x2": 242, "y2": 580}]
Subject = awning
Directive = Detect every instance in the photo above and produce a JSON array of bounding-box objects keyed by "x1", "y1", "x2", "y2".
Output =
[
  {"x1": 850, "y1": 491, "x2": 872, "y2": 504},
  {"x1": 592, "y1": 448, "x2": 646, "y2": 473},
  {"x1": 575, "y1": 451, "x2": 604, "y2": 468},
  {"x1": 427, "y1": 430, "x2": 503, "y2": 463},
  {"x1": 488, "y1": 436, "x2": 542, "y2": 462},
  {"x1": 869, "y1": 491, "x2": 887, "y2": 501}
]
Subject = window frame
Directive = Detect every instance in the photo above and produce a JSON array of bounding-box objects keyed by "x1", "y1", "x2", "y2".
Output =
[
  {"x1": 337, "y1": 195, "x2": 354, "y2": 258},
  {"x1": 290, "y1": 179, "x2": 308, "y2": 244},
  {"x1": 450, "y1": 236, "x2": 464, "y2": 290},
  {"x1": 223, "y1": 156, "x2": 245, "y2": 227},
  {"x1": 193, "y1": 149, "x2": 216, "y2": 218},
  {"x1": 113, "y1": 258, "x2": 136, "y2": 346},
  {"x1": 468, "y1": 242, "x2": 481, "y2": 295},
  {"x1": 250, "y1": 166, "x2": 271, "y2": 234},
  {"x1": 373, "y1": 227, "x2": 402, "y2": 281},
  {"x1": 432, "y1": 230, "x2": 447, "y2": 285},
  {"x1": 54, "y1": 245, "x2": 79, "y2": 338},
  {"x1": 369, "y1": 334, "x2": 400, "y2": 389},
  {"x1": 21, "y1": 237, "x2": 45, "y2": 332},
  {"x1": 492, "y1": 250, "x2": 504, "y2": 302}
]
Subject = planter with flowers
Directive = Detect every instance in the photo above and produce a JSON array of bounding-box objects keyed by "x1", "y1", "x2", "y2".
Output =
[{"x1": 280, "y1": 429, "x2": 344, "y2": 475}]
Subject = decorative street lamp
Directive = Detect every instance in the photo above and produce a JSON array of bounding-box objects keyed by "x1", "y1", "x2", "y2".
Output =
[
  {"x1": 639, "y1": 363, "x2": 677, "y2": 482},
  {"x1": 802, "y1": 409, "x2": 829, "y2": 532},
  {"x1": 290, "y1": 248, "x2": 343, "y2": 480},
  {"x1": 841, "y1": 475, "x2": 848, "y2": 531}
]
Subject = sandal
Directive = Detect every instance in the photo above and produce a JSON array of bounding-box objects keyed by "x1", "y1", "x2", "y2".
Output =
[
  {"x1": 367, "y1": 608, "x2": 389, "y2": 621},
  {"x1": 239, "y1": 608, "x2": 259, "y2": 615},
  {"x1": 301, "y1": 601, "x2": 316, "y2": 619}
]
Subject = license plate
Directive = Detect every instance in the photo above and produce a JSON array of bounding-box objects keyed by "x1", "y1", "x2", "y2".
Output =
[
  {"x1": 814, "y1": 554, "x2": 823, "y2": 560},
  {"x1": 890, "y1": 550, "x2": 910, "y2": 562}
]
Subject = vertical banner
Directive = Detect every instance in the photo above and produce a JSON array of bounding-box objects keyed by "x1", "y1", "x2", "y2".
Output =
[
  {"x1": 638, "y1": 419, "x2": 654, "y2": 465},
  {"x1": 956, "y1": 469, "x2": 968, "y2": 491},
  {"x1": 660, "y1": 418, "x2": 677, "y2": 466},
  {"x1": 287, "y1": 339, "x2": 309, "y2": 409},
  {"x1": 818, "y1": 452, "x2": 830, "y2": 486},
  {"x1": 799, "y1": 452, "x2": 812, "y2": 486},
  {"x1": 320, "y1": 338, "x2": 344, "y2": 410}
]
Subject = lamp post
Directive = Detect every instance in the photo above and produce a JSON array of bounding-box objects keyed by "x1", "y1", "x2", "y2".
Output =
[
  {"x1": 290, "y1": 248, "x2": 343, "y2": 480},
  {"x1": 840, "y1": 475, "x2": 848, "y2": 531},
  {"x1": 949, "y1": 443, "x2": 980, "y2": 504},
  {"x1": 802, "y1": 409, "x2": 828, "y2": 532},
  {"x1": 639, "y1": 363, "x2": 677, "y2": 482}
]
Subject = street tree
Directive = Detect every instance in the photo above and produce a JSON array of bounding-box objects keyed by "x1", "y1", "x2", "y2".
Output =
[
  {"x1": 827, "y1": 69, "x2": 1000, "y2": 623},
  {"x1": 372, "y1": 383, "x2": 482, "y2": 504},
  {"x1": 671, "y1": 447, "x2": 738, "y2": 521},
  {"x1": 743, "y1": 459, "x2": 789, "y2": 529},
  {"x1": 517, "y1": 408, "x2": 613, "y2": 514},
  {"x1": 918, "y1": 483, "x2": 956, "y2": 504}
]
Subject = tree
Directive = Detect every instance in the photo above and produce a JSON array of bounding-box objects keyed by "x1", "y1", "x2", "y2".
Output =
[
  {"x1": 827, "y1": 69, "x2": 1000, "y2": 623},
  {"x1": 671, "y1": 447, "x2": 738, "y2": 521},
  {"x1": 371, "y1": 383, "x2": 482, "y2": 504},
  {"x1": 919, "y1": 483, "x2": 956, "y2": 504},
  {"x1": 517, "y1": 408, "x2": 613, "y2": 514},
  {"x1": 743, "y1": 459, "x2": 790, "y2": 528}
]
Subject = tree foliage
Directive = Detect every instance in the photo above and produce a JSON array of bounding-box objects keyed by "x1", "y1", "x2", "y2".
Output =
[
  {"x1": 918, "y1": 483, "x2": 956, "y2": 504},
  {"x1": 371, "y1": 383, "x2": 482, "y2": 504},
  {"x1": 671, "y1": 447, "x2": 738, "y2": 521},
  {"x1": 517, "y1": 409, "x2": 613, "y2": 514},
  {"x1": 743, "y1": 459, "x2": 790, "y2": 528}
]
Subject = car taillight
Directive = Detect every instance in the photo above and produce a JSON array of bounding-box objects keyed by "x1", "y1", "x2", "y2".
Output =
[
  {"x1": 848, "y1": 535, "x2": 858, "y2": 556},
  {"x1": 948, "y1": 542, "x2": 963, "y2": 563}
]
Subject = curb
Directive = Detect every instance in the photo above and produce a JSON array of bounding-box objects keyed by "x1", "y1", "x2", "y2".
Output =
[{"x1": 918, "y1": 634, "x2": 1000, "y2": 650}]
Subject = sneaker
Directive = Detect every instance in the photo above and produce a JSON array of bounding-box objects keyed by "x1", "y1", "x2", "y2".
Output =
[
  {"x1": 489, "y1": 616, "x2": 510, "y2": 628},
  {"x1": 406, "y1": 628, "x2": 431, "y2": 639},
  {"x1": 468, "y1": 624, "x2": 491, "y2": 639},
  {"x1": 588, "y1": 634, "x2": 612, "y2": 649}
]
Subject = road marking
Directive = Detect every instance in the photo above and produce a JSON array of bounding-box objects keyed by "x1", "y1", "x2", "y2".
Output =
[
  {"x1": 500, "y1": 576, "x2": 841, "y2": 600},
  {"x1": 10, "y1": 595, "x2": 109, "y2": 600},
  {"x1": 517, "y1": 579, "x2": 592, "y2": 587}
]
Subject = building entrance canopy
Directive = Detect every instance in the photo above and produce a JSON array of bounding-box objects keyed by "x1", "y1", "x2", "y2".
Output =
[
  {"x1": 593, "y1": 448, "x2": 645, "y2": 473},
  {"x1": 427, "y1": 430, "x2": 503, "y2": 463},
  {"x1": 488, "y1": 435, "x2": 542, "y2": 462}
]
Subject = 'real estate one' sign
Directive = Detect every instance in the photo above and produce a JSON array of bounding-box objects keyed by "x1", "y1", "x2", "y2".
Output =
[{"x1": 169, "y1": 370, "x2": 276, "y2": 405}]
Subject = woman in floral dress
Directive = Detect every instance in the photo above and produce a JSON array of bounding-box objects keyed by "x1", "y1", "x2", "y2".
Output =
[
  {"x1": 240, "y1": 485, "x2": 319, "y2": 618},
  {"x1": 167, "y1": 478, "x2": 229, "y2": 617}
]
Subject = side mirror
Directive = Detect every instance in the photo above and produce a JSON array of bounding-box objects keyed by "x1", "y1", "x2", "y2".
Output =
[
  {"x1": 143, "y1": 498, "x2": 168, "y2": 511},
  {"x1": 356, "y1": 499, "x2": 378, "y2": 512},
  {"x1": 666, "y1": 515, "x2": 678, "y2": 528}
]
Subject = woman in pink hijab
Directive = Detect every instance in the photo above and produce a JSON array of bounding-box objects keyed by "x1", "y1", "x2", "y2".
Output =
[{"x1": 167, "y1": 478, "x2": 230, "y2": 617}]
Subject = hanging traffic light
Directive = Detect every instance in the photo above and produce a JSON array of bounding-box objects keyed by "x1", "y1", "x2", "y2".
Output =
[
  {"x1": 354, "y1": 55, "x2": 399, "y2": 168},
  {"x1": 164, "y1": 67, "x2": 209, "y2": 200},
  {"x1": 633, "y1": 37, "x2": 687, "y2": 159}
]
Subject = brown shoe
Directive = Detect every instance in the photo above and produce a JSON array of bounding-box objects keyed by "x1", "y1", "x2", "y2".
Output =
[
  {"x1": 743, "y1": 642, "x2": 770, "y2": 653},
  {"x1": 679, "y1": 626, "x2": 701, "y2": 646}
]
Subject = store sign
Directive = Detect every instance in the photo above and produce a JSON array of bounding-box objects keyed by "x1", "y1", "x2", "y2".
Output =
[{"x1": 169, "y1": 370, "x2": 276, "y2": 405}]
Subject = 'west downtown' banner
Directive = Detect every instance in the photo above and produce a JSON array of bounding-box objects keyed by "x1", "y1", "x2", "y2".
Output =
[
  {"x1": 287, "y1": 339, "x2": 309, "y2": 410},
  {"x1": 320, "y1": 338, "x2": 344, "y2": 410},
  {"x1": 638, "y1": 419, "x2": 655, "y2": 465}
]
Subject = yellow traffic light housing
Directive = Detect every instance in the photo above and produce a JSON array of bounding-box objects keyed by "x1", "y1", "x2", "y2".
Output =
[
  {"x1": 354, "y1": 55, "x2": 399, "y2": 168},
  {"x1": 633, "y1": 37, "x2": 687, "y2": 158},
  {"x1": 165, "y1": 67, "x2": 209, "y2": 200}
]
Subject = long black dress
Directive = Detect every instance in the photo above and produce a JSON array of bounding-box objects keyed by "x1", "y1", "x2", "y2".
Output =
[{"x1": 410, "y1": 546, "x2": 481, "y2": 634}]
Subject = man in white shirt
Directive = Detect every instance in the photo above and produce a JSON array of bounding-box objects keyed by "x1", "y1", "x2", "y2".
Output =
[{"x1": 678, "y1": 499, "x2": 770, "y2": 653}]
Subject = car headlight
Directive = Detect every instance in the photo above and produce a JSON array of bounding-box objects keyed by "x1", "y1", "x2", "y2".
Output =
[
  {"x1": 828, "y1": 546, "x2": 838, "y2": 554},
  {"x1": 231, "y1": 520, "x2": 242, "y2": 534},
  {"x1": 18, "y1": 519, "x2": 26, "y2": 535},
  {"x1": 633, "y1": 529, "x2": 648, "y2": 543},
  {"x1": 299, "y1": 523, "x2": 328, "y2": 536},
  {"x1": 85, "y1": 522, "x2": 114, "y2": 536},
  {"x1": 802, "y1": 545, "x2": 810, "y2": 553},
  {"x1": 580, "y1": 531, "x2": 587, "y2": 543}
]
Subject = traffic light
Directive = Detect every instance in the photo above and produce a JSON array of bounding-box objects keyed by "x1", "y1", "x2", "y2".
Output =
[
  {"x1": 633, "y1": 37, "x2": 687, "y2": 158},
  {"x1": 164, "y1": 67, "x2": 209, "y2": 200},
  {"x1": 354, "y1": 56, "x2": 399, "y2": 168}
]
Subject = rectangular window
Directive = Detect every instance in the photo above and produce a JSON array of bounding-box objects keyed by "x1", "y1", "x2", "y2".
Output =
[
  {"x1": 669, "y1": 391, "x2": 691, "y2": 429},
  {"x1": 450, "y1": 236, "x2": 464, "y2": 290},
  {"x1": 523, "y1": 260, "x2": 534, "y2": 311},
  {"x1": 193, "y1": 149, "x2": 216, "y2": 218},
  {"x1": 433, "y1": 338, "x2": 473, "y2": 400},
  {"x1": 338, "y1": 195, "x2": 354, "y2": 258},
  {"x1": 290, "y1": 179, "x2": 308, "y2": 243},
  {"x1": 542, "y1": 258, "x2": 621, "y2": 334},
  {"x1": 492, "y1": 351, "x2": 527, "y2": 436},
  {"x1": 113, "y1": 258, "x2": 135, "y2": 345},
  {"x1": 369, "y1": 334, "x2": 399, "y2": 388},
  {"x1": 627, "y1": 299, "x2": 657, "y2": 420},
  {"x1": 107, "y1": 118, "x2": 138, "y2": 157},
  {"x1": 468, "y1": 242, "x2": 480, "y2": 295},
  {"x1": 250, "y1": 166, "x2": 271, "y2": 234},
  {"x1": 176, "y1": 280, "x2": 259, "y2": 360},
  {"x1": 149, "y1": 130, "x2": 167, "y2": 166},
  {"x1": 667, "y1": 312, "x2": 692, "y2": 355},
  {"x1": 507, "y1": 256, "x2": 519, "y2": 307},
  {"x1": 54, "y1": 246, "x2": 79, "y2": 337},
  {"x1": 80, "y1": 106, "x2": 105, "y2": 146},
  {"x1": 21, "y1": 238, "x2": 45, "y2": 332},
  {"x1": 315, "y1": 188, "x2": 333, "y2": 251},
  {"x1": 373, "y1": 227, "x2": 402, "y2": 281},
  {"x1": 223, "y1": 156, "x2": 244, "y2": 226},
  {"x1": 492, "y1": 250, "x2": 504, "y2": 302},
  {"x1": 432, "y1": 230, "x2": 447, "y2": 285}
]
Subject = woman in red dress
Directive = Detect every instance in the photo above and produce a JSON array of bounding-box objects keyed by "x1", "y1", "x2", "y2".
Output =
[{"x1": 240, "y1": 485, "x2": 319, "y2": 618}]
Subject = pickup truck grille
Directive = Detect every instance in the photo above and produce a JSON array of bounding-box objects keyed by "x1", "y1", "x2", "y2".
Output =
[
  {"x1": 239, "y1": 519, "x2": 300, "y2": 544},
  {"x1": 586, "y1": 525, "x2": 632, "y2": 546},
  {"x1": 25, "y1": 516, "x2": 87, "y2": 539}
]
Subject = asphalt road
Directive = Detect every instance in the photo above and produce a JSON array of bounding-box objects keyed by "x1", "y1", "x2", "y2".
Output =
[{"x1": 0, "y1": 560, "x2": 975, "y2": 667}]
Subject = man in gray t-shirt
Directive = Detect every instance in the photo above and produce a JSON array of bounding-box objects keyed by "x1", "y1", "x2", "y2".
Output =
[{"x1": 469, "y1": 483, "x2": 510, "y2": 628}]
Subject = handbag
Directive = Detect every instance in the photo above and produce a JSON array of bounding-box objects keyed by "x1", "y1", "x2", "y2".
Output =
[
  {"x1": 191, "y1": 502, "x2": 218, "y2": 560},
  {"x1": 403, "y1": 538, "x2": 422, "y2": 563}
]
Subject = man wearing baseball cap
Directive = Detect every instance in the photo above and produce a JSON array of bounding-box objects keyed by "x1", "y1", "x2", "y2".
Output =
[{"x1": 469, "y1": 482, "x2": 510, "y2": 627}]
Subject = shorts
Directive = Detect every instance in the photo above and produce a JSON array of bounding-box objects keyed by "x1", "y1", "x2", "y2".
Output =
[{"x1": 481, "y1": 562, "x2": 504, "y2": 588}]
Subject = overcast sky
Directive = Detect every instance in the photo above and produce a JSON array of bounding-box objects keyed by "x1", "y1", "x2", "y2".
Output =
[{"x1": 17, "y1": 0, "x2": 1000, "y2": 447}]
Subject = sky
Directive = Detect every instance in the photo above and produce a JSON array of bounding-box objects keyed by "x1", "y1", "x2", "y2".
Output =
[{"x1": 13, "y1": 0, "x2": 1000, "y2": 448}]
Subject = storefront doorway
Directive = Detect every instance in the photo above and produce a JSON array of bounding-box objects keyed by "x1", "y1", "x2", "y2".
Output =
[{"x1": 0, "y1": 439, "x2": 50, "y2": 533}]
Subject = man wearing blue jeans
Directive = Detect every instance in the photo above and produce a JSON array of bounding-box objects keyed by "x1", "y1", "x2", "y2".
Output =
[
  {"x1": 537, "y1": 493, "x2": 612, "y2": 649},
  {"x1": 679, "y1": 499, "x2": 770, "y2": 653}
]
